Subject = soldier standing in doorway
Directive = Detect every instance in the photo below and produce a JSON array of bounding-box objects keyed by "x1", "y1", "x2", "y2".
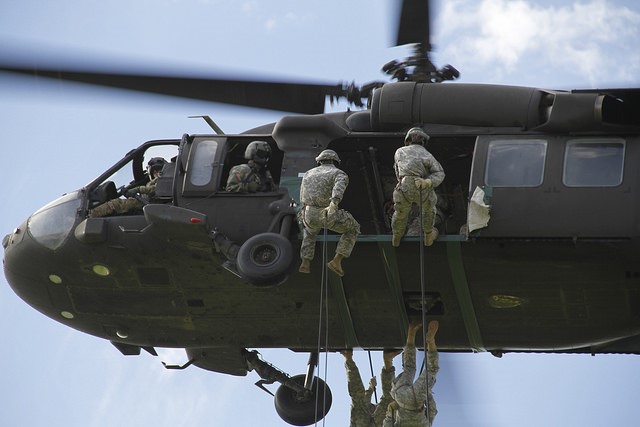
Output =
[
  {"x1": 298, "y1": 149, "x2": 360, "y2": 277},
  {"x1": 391, "y1": 127, "x2": 445, "y2": 247}
]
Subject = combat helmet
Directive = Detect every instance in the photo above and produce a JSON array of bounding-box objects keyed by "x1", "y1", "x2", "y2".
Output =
[
  {"x1": 147, "y1": 157, "x2": 166, "y2": 176},
  {"x1": 404, "y1": 127, "x2": 430, "y2": 146},
  {"x1": 315, "y1": 149, "x2": 341, "y2": 165},
  {"x1": 245, "y1": 140, "x2": 271, "y2": 165}
]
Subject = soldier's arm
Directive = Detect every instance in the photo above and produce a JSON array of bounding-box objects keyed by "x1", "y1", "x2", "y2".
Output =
[
  {"x1": 137, "y1": 178, "x2": 158, "y2": 195},
  {"x1": 426, "y1": 320, "x2": 440, "y2": 376},
  {"x1": 226, "y1": 165, "x2": 250, "y2": 192},
  {"x1": 425, "y1": 155, "x2": 445, "y2": 187},
  {"x1": 330, "y1": 170, "x2": 349, "y2": 203},
  {"x1": 266, "y1": 170, "x2": 277, "y2": 190}
]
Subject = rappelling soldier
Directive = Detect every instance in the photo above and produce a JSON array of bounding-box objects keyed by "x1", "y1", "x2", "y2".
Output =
[
  {"x1": 298, "y1": 149, "x2": 360, "y2": 277},
  {"x1": 342, "y1": 349, "x2": 400, "y2": 426},
  {"x1": 383, "y1": 320, "x2": 440, "y2": 427},
  {"x1": 391, "y1": 127, "x2": 445, "y2": 247}
]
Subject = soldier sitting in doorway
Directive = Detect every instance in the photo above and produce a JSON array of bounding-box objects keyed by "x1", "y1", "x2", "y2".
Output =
[{"x1": 225, "y1": 140, "x2": 277, "y2": 193}]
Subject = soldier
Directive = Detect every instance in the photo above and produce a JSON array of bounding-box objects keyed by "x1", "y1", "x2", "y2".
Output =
[
  {"x1": 341, "y1": 349, "x2": 401, "y2": 427},
  {"x1": 392, "y1": 127, "x2": 445, "y2": 247},
  {"x1": 298, "y1": 149, "x2": 360, "y2": 277},
  {"x1": 226, "y1": 140, "x2": 277, "y2": 192},
  {"x1": 90, "y1": 157, "x2": 166, "y2": 217},
  {"x1": 383, "y1": 320, "x2": 440, "y2": 427}
]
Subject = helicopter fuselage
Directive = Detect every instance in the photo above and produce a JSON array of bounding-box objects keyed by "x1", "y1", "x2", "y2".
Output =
[{"x1": 4, "y1": 82, "x2": 640, "y2": 377}]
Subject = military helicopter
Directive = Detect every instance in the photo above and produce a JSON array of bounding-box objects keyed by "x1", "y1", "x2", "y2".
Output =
[{"x1": 3, "y1": 0, "x2": 640, "y2": 425}]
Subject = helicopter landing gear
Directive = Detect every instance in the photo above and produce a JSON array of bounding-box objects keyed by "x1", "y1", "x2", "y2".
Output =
[
  {"x1": 244, "y1": 350, "x2": 332, "y2": 426},
  {"x1": 275, "y1": 373, "x2": 332, "y2": 426},
  {"x1": 236, "y1": 232, "x2": 294, "y2": 287}
]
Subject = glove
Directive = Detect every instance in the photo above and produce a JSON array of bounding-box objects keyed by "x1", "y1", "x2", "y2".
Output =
[
  {"x1": 368, "y1": 376, "x2": 377, "y2": 389},
  {"x1": 414, "y1": 177, "x2": 433, "y2": 190},
  {"x1": 322, "y1": 201, "x2": 338, "y2": 217},
  {"x1": 125, "y1": 188, "x2": 138, "y2": 197}
]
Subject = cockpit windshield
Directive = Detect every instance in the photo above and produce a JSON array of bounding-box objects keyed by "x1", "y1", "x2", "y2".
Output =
[{"x1": 28, "y1": 192, "x2": 82, "y2": 250}]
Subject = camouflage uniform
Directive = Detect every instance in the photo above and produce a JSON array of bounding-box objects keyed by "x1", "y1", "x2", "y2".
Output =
[
  {"x1": 299, "y1": 163, "x2": 360, "y2": 261},
  {"x1": 392, "y1": 144, "x2": 445, "y2": 240},
  {"x1": 345, "y1": 358, "x2": 395, "y2": 427},
  {"x1": 383, "y1": 344, "x2": 439, "y2": 427},
  {"x1": 90, "y1": 177, "x2": 158, "y2": 217},
  {"x1": 225, "y1": 161, "x2": 276, "y2": 193}
]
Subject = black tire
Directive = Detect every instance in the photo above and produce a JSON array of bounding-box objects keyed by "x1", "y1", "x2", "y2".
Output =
[
  {"x1": 274, "y1": 374, "x2": 332, "y2": 426},
  {"x1": 236, "y1": 232, "x2": 293, "y2": 287}
]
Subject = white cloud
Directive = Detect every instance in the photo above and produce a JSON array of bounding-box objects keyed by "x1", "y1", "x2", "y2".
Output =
[
  {"x1": 436, "y1": 0, "x2": 640, "y2": 86},
  {"x1": 241, "y1": 1, "x2": 257, "y2": 14},
  {"x1": 264, "y1": 18, "x2": 277, "y2": 31}
]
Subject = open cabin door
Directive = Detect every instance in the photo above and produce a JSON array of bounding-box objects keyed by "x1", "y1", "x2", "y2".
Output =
[
  {"x1": 177, "y1": 135, "x2": 292, "y2": 244},
  {"x1": 469, "y1": 135, "x2": 638, "y2": 239}
]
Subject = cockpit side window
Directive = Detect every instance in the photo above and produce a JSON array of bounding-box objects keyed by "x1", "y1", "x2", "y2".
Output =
[
  {"x1": 182, "y1": 138, "x2": 224, "y2": 197},
  {"x1": 563, "y1": 138, "x2": 625, "y2": 187},
  {"x1": 188, "y1": 140, "x2": 219, "y2": 186}
]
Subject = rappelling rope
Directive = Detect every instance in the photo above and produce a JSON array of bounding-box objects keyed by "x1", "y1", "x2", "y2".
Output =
[
  {"x1": 368, "y1": 350, "x2": 379, "y2": 404},
  {"x1": 418, "y1": 186, "x2": 431, "y2": 422},
  {"x1": 314, "y1": 214, "x2": 330, "y2": 426}
]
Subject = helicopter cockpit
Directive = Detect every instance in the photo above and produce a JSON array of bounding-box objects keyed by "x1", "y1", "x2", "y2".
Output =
[{"x1": 87, "y1": 141, "x2": 180, "y2": 213}]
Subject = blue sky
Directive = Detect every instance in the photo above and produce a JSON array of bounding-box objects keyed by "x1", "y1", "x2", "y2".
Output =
[{"x1": 1, "y1": 0, "x2": 640, "y2": 426}]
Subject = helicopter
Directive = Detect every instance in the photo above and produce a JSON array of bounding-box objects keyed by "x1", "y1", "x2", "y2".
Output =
[{"x1": 3, "y1": 0, "x2": 640, "y2": 425}]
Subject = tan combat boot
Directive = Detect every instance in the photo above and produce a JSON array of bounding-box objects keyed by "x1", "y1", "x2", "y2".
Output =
[
  {"x1": 392, "y1": 235, "x2": 402, "y2": 247},
  {"x1": 298, "y1": 258, "x2": 311, "y2": 274},
  {"x1": 424, "y1": 228, "x2": 439, "y2": 246},
  {"x1": 327, "y1": 254, "x2": 345, "y2": 277}
]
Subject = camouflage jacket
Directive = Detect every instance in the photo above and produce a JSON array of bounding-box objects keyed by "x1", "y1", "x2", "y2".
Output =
[
  {"x1": 393, "y1": 144, "x2": 445, "y2": 187},
  {"x1": 226, "y1": 162, "x2": 276, "y2": 193},
  {"x1": 300, "y1": 163, "x2": 349, "y2": 208},
  {"x1": 130, "y1": 177, "x2": 158, "y2": 197}
]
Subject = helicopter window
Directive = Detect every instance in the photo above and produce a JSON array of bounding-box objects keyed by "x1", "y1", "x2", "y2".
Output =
[
  {"x1": 143, "y1": 145, "x2": 179, "y2": 171},
  {"x1": 485, "y1": 139, "x2": 547, "y2": 187},
  {"x1": 101, "y1": 164, "x2": 136, "y2": 194},
  {"x1": 189, "y1": 140, "x2": 218, "y2": 186},
  {"x1": 563, "y1": 138, "x2": 625, "y2": 187}
]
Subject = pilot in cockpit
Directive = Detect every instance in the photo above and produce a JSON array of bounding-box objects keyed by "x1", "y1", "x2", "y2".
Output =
[{"x1": 89, "y1": 157, "x2": 166, "y2": 217}]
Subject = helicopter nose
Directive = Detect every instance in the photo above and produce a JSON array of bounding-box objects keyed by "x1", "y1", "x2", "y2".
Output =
[
  {"x1": 3, "y1": 192, "x2": 83, "y2": 313},
  {"x1": 3, "y1": 219, "x2": 53, "y2": 310}
]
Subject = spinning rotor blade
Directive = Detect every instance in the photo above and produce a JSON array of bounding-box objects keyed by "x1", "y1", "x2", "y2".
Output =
[
  {"x1": 1, "y1": 2, "x2": 438, "y2": 113},
  {"x1": 396, "y1": 0, "x2": 431, "y2": 50},
  {"x1": 0, "y1": 65, "x2": 349, "y2": 114}
]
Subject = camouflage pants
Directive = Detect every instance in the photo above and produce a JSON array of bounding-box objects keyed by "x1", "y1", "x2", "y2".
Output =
[
  {"x1": 345, "y1": 358, "x2": 395, "y2": 427},
  {"x1": 385, "y1": 343, "x2": 436, "y2": 426},
  {"x1": 391, "y1": 177, "x2": 437, "y2": 239},
  {"x1": 425, "y1": 350, "x2": 439, "y2": 426},
  {"x1": 299, "y1": 205, "x2": 360, "y2": 260},
  {"x1": 90, "y1": 197, "x2": 143, "y2": 217}
]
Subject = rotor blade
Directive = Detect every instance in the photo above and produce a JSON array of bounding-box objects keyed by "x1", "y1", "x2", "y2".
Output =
[
  {"x1": 396, "y1": 0, "x2": 431, "y2": 50},
  {"x1": 0, "y1": 65, "x2": 348, "y2": 114}
]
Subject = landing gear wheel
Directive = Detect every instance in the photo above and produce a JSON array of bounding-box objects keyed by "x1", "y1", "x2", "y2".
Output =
[
  {"x1": 274, "y1": 374, "x2": 332, "y2": 426},
  {"x1": 236, "y1": 232, "x2": 293, "y2": 287}
]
